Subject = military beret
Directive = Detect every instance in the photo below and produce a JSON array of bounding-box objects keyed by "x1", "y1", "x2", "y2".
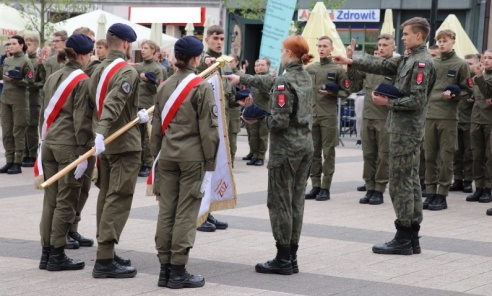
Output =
[
  {"x1": 144, "y1": 71, "x2": 158, "y2": 85},
  {"x1": 320, "y1": 82, "x2": 339, "y2": 93},
  {"x1": 235, "y1": 88, "x2": 252, "y2": 101},
  {"x1": 174, "y1": 36, "x2": 203, "y2": 57},
  {"x1": 242, "y1": 104, "x2": 270, "y2": 120},
  {"x1": 66, "y1": 34, "x2": 94, "y2": 55},
  {"x1": 6, "y1": 66, "x2": 23, "y2": 79},
  {"x1": 374, "y1": 83, "x2": 401, "y2": 99},
  {"x1": 108, "y1": 23, "x2": 137, "y2": 42},
  {"x1": 444, "y1": 84, "x2": 461, "y2": 96}
]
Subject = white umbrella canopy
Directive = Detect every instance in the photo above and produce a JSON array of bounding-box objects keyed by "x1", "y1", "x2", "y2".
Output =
[
  {"x1": 0, "y1": 4, "x2": 38, "y2": 41},
  {"x1": 301, "y1": 2, "x2": 346, "y2": 63},
  {"x1": 150, "y1": 23, "x2": 163, "y2": 47},
  {"x1": 202, "y1": 16, "x2": 215, "y2": 51},
  {"x1": 436, "y1": 14, "x2": 479, "y2": 59},
  {"x1": 96, "y1": 13, "x2": 107, "y2": 41},
  {"x1": 381, "y1": 9, "x2": 395, "y2": 37}
]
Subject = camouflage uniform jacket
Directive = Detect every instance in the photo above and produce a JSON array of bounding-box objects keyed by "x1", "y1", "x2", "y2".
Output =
[{"x1": 247, "y1": 71, "x2": 274, "y2": 112}]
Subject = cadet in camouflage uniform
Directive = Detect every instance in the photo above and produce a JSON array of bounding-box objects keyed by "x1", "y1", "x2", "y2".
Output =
[
  {"x1": 424, "y1": 30, "x2": 473, "y2": 211},
  {"x1": 246, "y1": 57, "x2": 274, "y2": 166},
  {"x1": 89, "y1": 23, "x2": 144, "y2": 278},
  {"x1": 348, "y1": 34, "x2": 396, "y2": 205},
  {"x1": 227, "y1": 35, "x2": 314, "y2": 275},
  {"x1": 334, "y1": 17, "x2": 436, "y2": 255},
  {"x1": 467, "y1": 52, "x2": 492, "y2": 207},
  {"x1": 0, "y1": 35, "x2": 34, "y2": 174},
  {"x1": 22, "y1": 36, "x2": 42, "y2": 167},
  {"x1": 38, "y1": 34, "x2": 94, "y2": 272},
  {"x1": 305, "y1": 36, "x2": 350, "y2": 201},
  {"x1": 133, "y1": 40, "x2": 164, "y2": 177}
]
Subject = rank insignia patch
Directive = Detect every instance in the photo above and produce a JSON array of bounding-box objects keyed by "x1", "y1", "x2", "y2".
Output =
[
  {"x1": 416, "y1": 72, "x2": 424, "y2": 85},
  {"x1": 468, "y1": 78, "x2": 473, "y2": 87},
  {"x1": 27, "y1": 70, "x2": 34, "y2": 79},
  {"x1": 278, "y1": 93, "x2": 285, "y2": 107},
  {"x1": 121, "y1": 81, "x2": 131, "y2": 94},
  {"x1": 344, "y1": 79, "x2": 350, "y2": 88}
]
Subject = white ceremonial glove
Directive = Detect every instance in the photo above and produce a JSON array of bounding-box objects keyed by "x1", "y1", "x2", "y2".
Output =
[
  {"x1": 200, "y1": 171, "x2": 214, "y2": 194},
  {"x1": 74, "y1": 157, "x2": 88, "y2": 180},
  {"x1": 94, "y1": 133, "x2": 105, "y2": 156},
  {"x1": 137, "y1": 109, "x2": 150, "y2": 124}
]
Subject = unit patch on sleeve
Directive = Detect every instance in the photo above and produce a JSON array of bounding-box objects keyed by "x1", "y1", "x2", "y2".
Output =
[{"x1": 121, "y1": 81, "x2": 131, "y2": 94}]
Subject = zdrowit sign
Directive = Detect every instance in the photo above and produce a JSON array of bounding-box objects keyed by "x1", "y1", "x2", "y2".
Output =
[{"x1": 298, "y1": 9, "x2": 380, "y2": 22}]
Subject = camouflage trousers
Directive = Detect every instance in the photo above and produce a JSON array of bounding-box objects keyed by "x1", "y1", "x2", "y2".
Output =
[
  {"x1": 267, "y1": 153, "x2": 312, "y2": 245},
  {"x1": 388, "y1": 134, "x2": 423, "y2": 228}
]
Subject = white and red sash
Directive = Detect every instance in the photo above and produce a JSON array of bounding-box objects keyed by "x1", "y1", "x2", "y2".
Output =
[
  {"x1": 34, "y1": 69, "x2": 88, "y2": 178},
  {"x1": 95, "y1": 57, "x2": 127, "y2": 118},
  {"x1": 147, "y1": 73, "x2": 203, "y2": 188}
]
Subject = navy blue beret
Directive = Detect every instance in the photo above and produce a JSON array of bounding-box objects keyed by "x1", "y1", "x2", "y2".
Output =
[
  {"x1": 108, "y1": 23, "x2": 137, "y2": 42},
  {"x1": 6, "y1": 66, "x2": 23, "y2": 79},
  {"x1": 242, "y1": 104, "x2": 270, "y2": 120},
  {"x1": 145, "y1": 71, "x2": 158, "y2": 85},
  {"x1": 235, "y1": 88, "x2": 252, "y2": 101},
  {"x1": 444, "y1": 84, "x2": 461, "y2": 96},
  {"x1": 321, "y1": 82, "x2": 339, "y2": 93},
  {"x1": 174, "y1": 36, "x2": 203, "y2": 57},
  {"x1": 66, "y1": 34, "x2": 94, "y2": 55},
  {"x1": 374, "y1": 83, "x2": 401, "y2": 99}
]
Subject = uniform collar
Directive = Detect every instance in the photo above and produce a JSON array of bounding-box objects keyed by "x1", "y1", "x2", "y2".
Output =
[
  {"x1": 409, "y1": 44, "x2": 427, "y2": 55},
  {"x1": 143, "y1": 58, "x2": 154, "y2": 64},
  {"x1": 28, "y1": 52, "x2": 36, "y2": 59},
  {"x1": 65, "y1": 60, "x2": 83, "y2": 69},
  {"x1": 285, "y1": 61, "x2": 303, "y2": 72},
  {"x1": 107, "y1": 50, "x2": 126, "y2": 60},
  {"x1": 13, "y1": 51, "x2": 24, "y2": 58},
  {"x1": 206, "y1": 49, "x2": 221, "y2": 58},
  {"x1": 320, "y1": 57, "x2": 332, "y2": 65},
  {"x1": 440, "y1": 50, "x2": 455, "y2": 60}
]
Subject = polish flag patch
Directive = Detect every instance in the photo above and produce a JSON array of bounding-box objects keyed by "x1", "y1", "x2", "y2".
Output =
[
  {"x1": 277, "y1": 84, "x2": 285, "y2": 91},
  {"x1": 418, "y1": 63, "x2": 426, "y2": 68}
]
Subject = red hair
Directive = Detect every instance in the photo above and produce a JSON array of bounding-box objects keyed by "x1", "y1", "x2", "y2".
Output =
[{"x1": 282, "y1": 35, "x2": 313, "y2": 65}]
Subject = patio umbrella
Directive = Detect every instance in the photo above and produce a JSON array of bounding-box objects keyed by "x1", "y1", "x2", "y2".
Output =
[
  {"x1": 185, "y1": 23, "x2": 194, "y2": 36},
  {"x1": 301, "y1": 1, "x2": 346, "y2": 63},
  {"x1": 96, "y1": 13, "x2": 107, "y2": 41},
  {"x1": 150, "y1": 22, "x2": 163, "y2": 47},
  {"x1": 436, "y1": 14, "x2": 479, "y2": 59},
  {"x1": 380, "y1": 9, "x2": 395, "y2": 37}
]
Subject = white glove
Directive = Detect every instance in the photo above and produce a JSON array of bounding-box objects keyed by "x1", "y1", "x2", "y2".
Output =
[
  {"x1": 137, "y1": 109, "x2": 150, "y2": 124},
  {"x1": 74, "y1": 157, "x2": 88, "y2": 180},
  {"x1": 200, "y1": 171, "x2": 213, "y2": 194},
  {"x1": 94, "y1": 133, "x2": 105, "y2": 156}
]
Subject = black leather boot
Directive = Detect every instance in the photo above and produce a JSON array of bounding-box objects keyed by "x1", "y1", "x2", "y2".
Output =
[
  {"x1": 411, "y1": 224, "x2": 421, "y2": 254},
  {"x1": 207, "y1": 214, "x2": 228, "y2": 229},
  {"x1": 420, "y1": 179, "x2": 427, "y2": 197},
  {"x1": 357, "y1": 184, "x2": 367, "y2": 191},
  {"x1": 197, "y1": 220, "x2": 216, "y2": 232},
  {"x1": 246, "y1": 158, "x2": 257, "y2": 165},
  {"x1": 290, "y1": 244, "x2": 299, "y2": 274},
  {"x1": 138, "y1": 166, "x2": 151, "y2": 177},
  {"x1": 372, "y1": 221, "x2": 413, "y2": 255},
  {"x1": 167, "y1": 264, "x2": 205, "y2": 289},
  {"x1": 114, "y1": 252, "x2": 131, "y2": 266},
  {"x1": 359, "y1": 190, "x2": 374, "y2": 204},
  {"x1": 242, "y1": 153, "x2": 253, "y2": 160},
  {"x1": 255, "y1": 243, "x2": 293, "y2": 275},
  {"x1": 39, "y1": 246, "x2": 51, "y2": 269},
  {"x1": 305, "y1": 187, "x2": 320, "y2": 199},
  {"x1": 369, "y1": 191, "x2": 384, "y2": 205},
  {"x1": 479, "y1": 188, "x2": 492, "y2": 203},
  {"x1": 21, "y1": 157, "x2": 36, "y2": 167},
  {"x1": 449, "y1": 179, "x2": 463, "y2": 191},
  {"x1": 0, "y1": 163, "x2": 13, "y2": 173},
  {"x1": 46, "y1": 246, "x2": 85, "y2": 271},
  {"x1": 68, "y1": 232, "x2": 94, "y2": 247},
  {"x1": 487, "y1": 208, "x2": 492, "y2": 216},
  {"x1": 462, "y1": 180, "x2": 473, "y2": 193},
  {"x1": 158, "y1": 263, "x2": 171, "y2": 287},
  {"x1": 315, "y1": 189, "x2": 330, "y2": 201},
  {"x1": 428, "y1": 194, "x2": 447, "y2": 211},
  {"x1": 422, "y1": 194, "x2": 435, "y2": 209},
  {"x1": 65, "y1": 235, "x2": 80, "y2": 249},
  {"x1": 466, "y1": 188, "x2": 484, "y2": 202},
  {"x1": 7, "y1": 163, "x2": 21, "y2": 174},
  {"x1": 92, "y1": 258, "x2": 137, "y2": 278}
]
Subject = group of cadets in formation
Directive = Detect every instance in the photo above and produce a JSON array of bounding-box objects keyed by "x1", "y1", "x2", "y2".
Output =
[{"x1": 1, "y1": 15, "x2": 492, "y2": 288}]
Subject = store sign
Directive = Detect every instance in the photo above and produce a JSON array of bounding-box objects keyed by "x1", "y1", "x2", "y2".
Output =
[{"x1": 298, "y1": 9, "x2": 380, "y2": 22}]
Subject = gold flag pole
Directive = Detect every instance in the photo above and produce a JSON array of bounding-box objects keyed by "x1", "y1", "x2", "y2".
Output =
[{"x1": 39, "y1": 55, "x2": 233, "y2": 189}]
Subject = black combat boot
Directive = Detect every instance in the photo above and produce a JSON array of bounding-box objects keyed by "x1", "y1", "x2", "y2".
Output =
[
  {"x1": 65, "y1": 235, "x2": 79, "y2": 249},
  {"x1": 372, "y1": 221, "x2": 413, "y2": 255},
  {"x1": 487, "y1": 208, "x2": 492, "y2": 216},
  {"x1": 290, "y1": 244, "x2": 299, "y2": 274},
  {"x1": 422, "y1": 194, "x2": 435, "y2": 209},
  {"x1": 479, "y1": 188, "x2": 492, "y2": 203},
  {"x1": 420, "y1": 179, "x2": 427, "y2": 197},
  {"x1": 21, "y1": 157, "x2": 36, "y2": 167},
  {"x1": 462, "y1": 180, "x2": 473, "y2": 193},
  {"x1": 369, "y1": 191, "x2": 384, "y2": 205},
  {"x1": 315, "y1": 189, "x2": 330, "y2": 201},
  {"x1": 411, "y1": 224, "x2": 421, "y2": 254},
  {"x1": 138, "y1": 166, "x2": 151, "y2": 177},
  {"x1": 256, "y1": 243, "x2": 293, "y2": 275},
  {"x1": 0, "y1": 163, "x2": 13, "y2": 173},
  {"x1": 46, "y1": 246, "x2": 85, "y2": 271},
  {"x1": 167, "y1": 264, "x2": 205, "y2": 289},
  {"x1": 92, "y1": 258, "x2": 137, "y2": 278},
  {"x1": 428, "y1": 194, "x2": 447, "y2": 211},
  {"x1": 246, "y1": 158, "x2": 257, "y2": 165},
  {"x1": 114, "y1": 252, "x2": 131, "y2": 266},
  {"x1": 466, "y1": 188, "x2": 484, "y2": 202},
  {"x1": 68, "y1": 232, "x2": 94, "y2": 247},
  {"x1": 359, "y1": 190, "x2": 374, "y2": 204},
  {"x1": 39, "y1": 246, "x2": 51, "y2": 269},
  {"x1": 242, "y1": 153, "x2": 253, "y2": 160},
  {"x1": 207, "y1": 214, "x2": 228, "y2": 229},
  {"x1": 305, "y1": 187, "x2": 320, "y2": 199},
  {"x1": 7, "y1": 163, "x2": 21, "y2": 174},
  {"x1": 449, "y1": 179, "x2": 463, "y2": 191},
  {"x1": 197, "y1": 220, "x2": 216, "y2": 232},
  {"x1": 158, "y1": 263, "x2": 171, "y2": 287},
  {"x1": 357, "y1": 184, "x2": 366, "y2": 191}
]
